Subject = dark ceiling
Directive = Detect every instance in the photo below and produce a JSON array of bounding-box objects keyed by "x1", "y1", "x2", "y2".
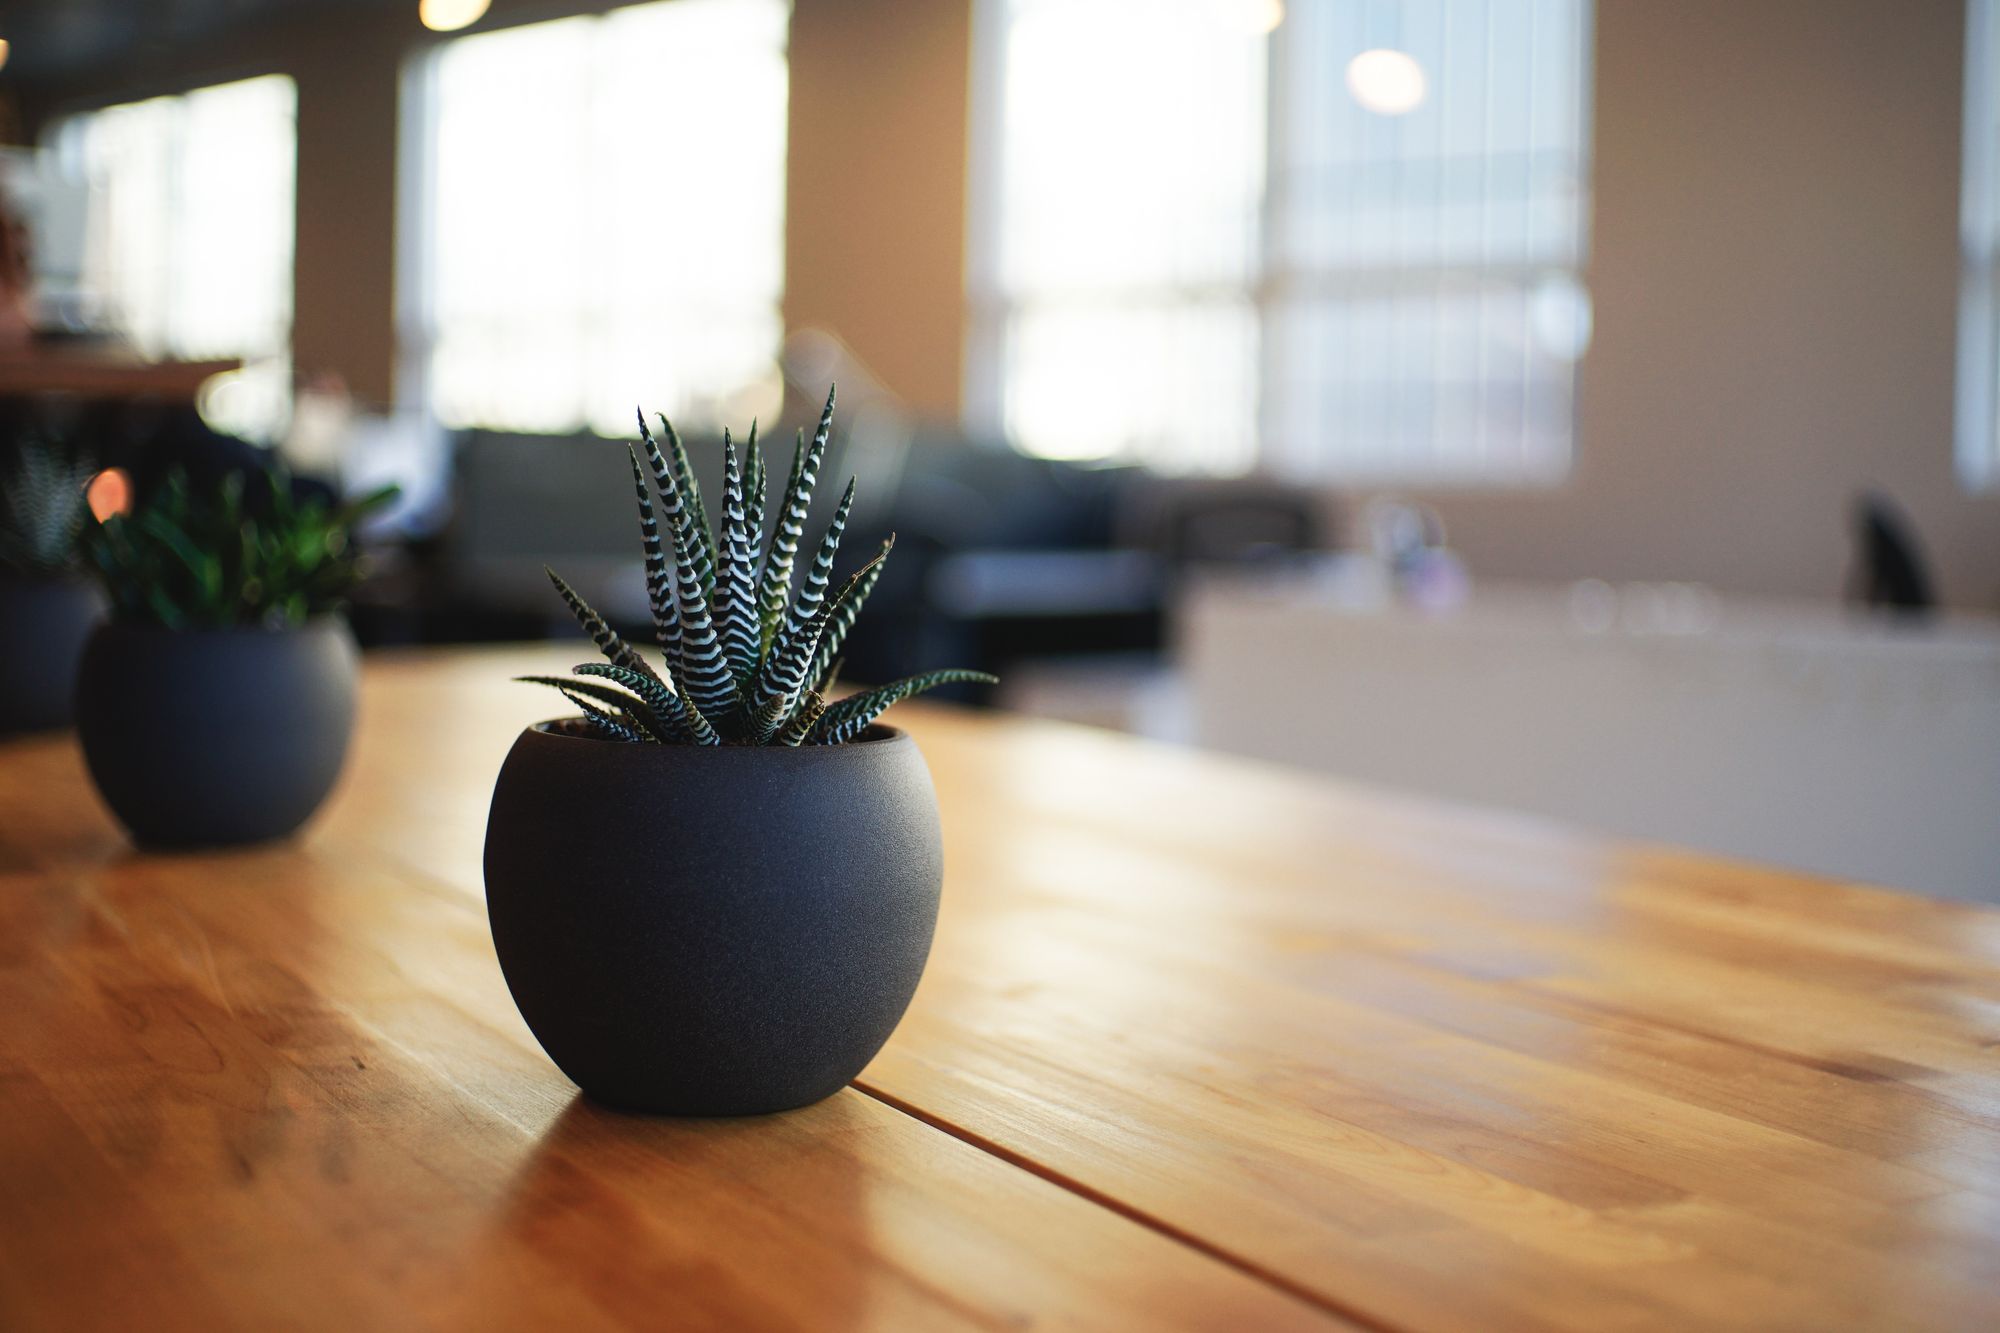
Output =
[{"x1": 0, "y1": 0, "x2": 397, "y2": 86}]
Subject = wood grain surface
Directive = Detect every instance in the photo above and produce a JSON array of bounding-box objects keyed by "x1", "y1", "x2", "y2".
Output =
[{"x1": 1, "y1": 643, "x2": 1996, "y2": 1332}]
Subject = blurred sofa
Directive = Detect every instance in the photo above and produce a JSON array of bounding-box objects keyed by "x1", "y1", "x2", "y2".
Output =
[{"x1": 348, "y1": 419, "x2": 1328, "y2": 700}]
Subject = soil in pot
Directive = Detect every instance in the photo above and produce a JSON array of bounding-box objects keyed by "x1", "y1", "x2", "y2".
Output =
[
  {"x1": 0, "y1": 574, "x2": 102, "y2": 735},
  {"x1": 483, "y1": 721, "x2": 943, "y2": 1116},
  {"x1": 75, "y1": 617, "x2": 359, "y2": 846}
]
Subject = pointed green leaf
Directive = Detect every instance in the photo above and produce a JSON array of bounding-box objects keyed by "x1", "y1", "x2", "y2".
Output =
[
  {"x1": 744, "y1": 418, "x2": 765, "y2": 558},
  {"x1": 626, "y1": 446, "x2": 678, "y2": 653},
  {"x1": 574, "y1": 661, "x2": 720, "y2": 746},
  {"x1": 805, "y1": 535, "x2": 889, "y2": 697},
  {"x1": 635, "y1": 411, "x2": 732, "y2": 716},
  {"x1": 742, "y1": 539, "x2": 891, "y2": 742},
  {"x1": 558, "y1": 686, "x2": 647, "y2": 743},
  {"x1": 776, "y1": 475, "x2": 856, "y2": 661},
  {"x1": 758, "y1": 384, "x2": 835, "y2": 657},
  {"x1": 715, "y1": 429, "x2": 761, "y2": 689},
  {"x1": 775, "y1": 689, "x2": 827, "y2": 747},
  {"x1": 544, "y1": 566, "x2": 660, "y2": 684},
  {"x1": 516, "y1": 674, "x2": 664, "y2": 743},
  {"x1": 808, "y1": 669, "x2": 998, "y2": 745},
  {"x1": 656, "y1": 412, "x2": 715, "y2": 594}
]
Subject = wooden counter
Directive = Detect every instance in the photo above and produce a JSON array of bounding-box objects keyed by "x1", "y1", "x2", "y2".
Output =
[
  {"x1": 1, "y1": 644, "x2": 1995, "y2": 1331},
  {"x1": 0, "y1": 346, "x2": 239, "y2": 399}
]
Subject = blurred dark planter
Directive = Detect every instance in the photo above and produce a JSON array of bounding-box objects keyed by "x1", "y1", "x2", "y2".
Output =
[
  {"x1": 0, "y1": 574, "x2": 101, "y2": 735},
  {"x1": 76, "y1": 618, "x2": 359, "y2": 847},
  {"x1": 483, "y1": 722, "x2": 942, "y2": 1116}
]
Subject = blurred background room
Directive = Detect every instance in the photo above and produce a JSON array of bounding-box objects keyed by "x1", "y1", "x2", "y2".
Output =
[{"x1": 0, "y1": 0, "x2": 1995, "y2": 899}]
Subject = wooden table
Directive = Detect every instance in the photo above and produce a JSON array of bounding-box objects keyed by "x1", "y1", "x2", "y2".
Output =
[{"x1": 1, "y1": 645, "x2": 1996, "y2": 1332}]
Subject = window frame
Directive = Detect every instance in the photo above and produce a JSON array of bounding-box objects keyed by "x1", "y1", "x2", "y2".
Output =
[
  {"x1": 965, "y1": 0, "x2": 1596, "y2": 487},
  {"x1": 42, "y1": 73, "x2": 301, "y2": 443},
  {"x1": 396, "y1": 0, "x2": 791, "y2": 438}
]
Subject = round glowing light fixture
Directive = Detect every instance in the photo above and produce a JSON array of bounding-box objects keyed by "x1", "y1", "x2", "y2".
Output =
[
  {"x1": 1246, "y1": 0, "x2": 1285, "y2": 35},
  {"x1": 0, "y1": 39, "x2": 12, "y2": 72},
  {"x1": 1346, "y1": 48, "x2": 1427, "y2": 116},
  {"x1": 420, "y1": 0, "x2": 492, "y2": 33}
]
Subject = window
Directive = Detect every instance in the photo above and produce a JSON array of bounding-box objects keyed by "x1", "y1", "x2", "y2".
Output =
[
  {"x1": 967, "y1": 0, "x2": 1268, "y2": 473},
  {"x1": 969, "y1": 0, "x2": 1594, "y2": 483},
  {"x1": 404, "y1": 0, "x2": 790, "y2": 437},
  {"x1": 1960, "y1": 0, "x2": 2000, "y2": 489},
  {"x1": 45, "y1": 75, "x2": 298, "y2": 443}
]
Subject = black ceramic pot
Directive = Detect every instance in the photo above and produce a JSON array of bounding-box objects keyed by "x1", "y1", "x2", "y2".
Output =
[
  {"x1": 75, "y1": 617, "x2": 359, "y2": 847},
  {"x1": 483, "y1": 723, "x2": 943, "y2": 1116},
  {"x1": 0, "y1": 574, "x2": 101, "y2": 735}
]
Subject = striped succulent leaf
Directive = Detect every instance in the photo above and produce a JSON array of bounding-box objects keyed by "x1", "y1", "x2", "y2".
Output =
[
  {"x1": 808, "y1": 669, "x2": 998, "y2": 746},
  {"x1": 741, "y1": 541, "x2": 892, "y2": 742},
  {"x1": 625, "y1": 446, "x2": 676, "y2": 654},
  {"x1": 527, "y1": 384, "x2": 992, "y2": 744},
  {"x1": 714, "y1": 431, "x2": 763, "y2": 689},
  {"x1": 657, "y1": 412, "x2": 715, "y2": 595},
  {"x1": 804, "y1": 536, "x2": 889, "y2": 698},
  {"x1": 777, "y1": 476, "x2": 856, "y2": 660},
  {"x1": 633, "y1": 420, "x2": 733, "y2": 718},
  {"x1": 574, "y1": 661, "x2": 719, "y2": 746},
  {"x1": 809, "y1": 655, "x2": 844, "y2": 701},
  {"x1": 558, "y1": 685, "x2": 648, "y2": 743},
  {"x1": 743, "y1": 421, "x2": 766, "y2": 557},
  {"x1": 665, "y1": 550, "x2": 734, "y2": 722},
  {"x1": 775, "y1": 689, "x2": 826, "y2": 747},
  {"x1": 756, "y1": 386, "x2": 836, "y2": 654},
  {"x1": 0, "y1": 437, "x2": 92, "y2": 576},
  {"x1": 636, "y1": 410, "x2": 714, "y2": 601},
  {"x1": 516, "y1": 675, "x2": 666, "y2": 743},
  {"x1": 545, "y1": 567, "x2": 661, "y2": 685},
  {"x1": 760, "y1": 430, "x2": 808, "y2": 651}
]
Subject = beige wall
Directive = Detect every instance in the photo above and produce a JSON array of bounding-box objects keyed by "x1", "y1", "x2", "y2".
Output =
[
  {"x1": 785, "y1": 0, "x2": 969, "y2": 417},
  {"x1": 19, "y1": 4, "x2": 419, "y2": 406},
  {"x1": 289, "y1": 23, "x2": 407, "y2": 407},
  {"x1": 22, "y1": 0, "x2": 2000, "y2": 606},
  {"x1": 1410, "y1": 0, "x2": 2000, "y2": 609}
]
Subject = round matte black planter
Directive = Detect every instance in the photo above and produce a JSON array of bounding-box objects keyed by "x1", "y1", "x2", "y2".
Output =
[
  {"x1": 483, "y1": 723, "x2": 943, "y2": 1116},
  {"x1": 75, "y1": 618, "x2": 359, "y2": 847},
  {"x1": 0, "y1": 574, "x2": 101, "y2": 735}
]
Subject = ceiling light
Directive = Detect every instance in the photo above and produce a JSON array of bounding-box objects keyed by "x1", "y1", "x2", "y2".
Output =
[
  {"x1": 420, "y1": 0, "x2": 492, "y2": 33},
  {"x1": 1346, "y1": 48, "x2": 1427, "y2": 116},
  {"x1": 0, "y1": 40, "x2": 12, "y2": 73}
]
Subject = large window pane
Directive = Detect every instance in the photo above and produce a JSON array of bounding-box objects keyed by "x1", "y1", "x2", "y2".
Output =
[
  {"x1": 1268, "y1": 0, "x2": 1591, "y2": 483},
  {"x1": 972, "y1": 0, "x2": 1267, "y2": 471},
  {"x1": 1006, "y1": 299, "x2": 1260, "y2": 472},
  {"x1": 418, "y1": 0, "x2": 790, "y2": 436},
  {"x1": 46, "y1": 75, "x2": 298, "y2": 442},
  {"x1": 971, "y1": 0, "x2": 1593, "y2": 484}
]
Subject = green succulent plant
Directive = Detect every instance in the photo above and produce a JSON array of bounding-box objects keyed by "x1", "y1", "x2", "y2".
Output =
[
  {"x1": 86, "y1": 465, "x2": 397, "y2": 630},
  {"x1": 525, "y1": 386, "x2": 994, "y2": 746},
  {"x1": 0, "y1": 435, "x2": 95, "y2": 577}
]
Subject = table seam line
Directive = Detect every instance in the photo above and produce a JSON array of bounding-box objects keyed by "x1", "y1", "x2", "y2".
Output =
[{"x1": 850, "y1": 1078, "x2": 1404, "y2": 1333}]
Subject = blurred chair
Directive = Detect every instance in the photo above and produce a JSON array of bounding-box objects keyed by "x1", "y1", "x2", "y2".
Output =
[
  {"x1": 1159, "y1": 483, "x2": 1323, "y2": 567},
  {"x1": 346, "y1": 428, "x2": 645, "y2": 647},
  {"x1": 1848, "y1": 491, "x2": 1934, "y2": 616},
  {"x1": 835, "y1": 430, "x2": 1156, "y2": 697}
]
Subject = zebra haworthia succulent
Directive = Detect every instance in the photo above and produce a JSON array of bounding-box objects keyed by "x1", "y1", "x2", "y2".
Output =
[
  {"x1": 523, "y1": 385, "x2": 995, "y2": 746},
  {"x1": 0, "y1": 435, "x2": 95, "y2": 577}
]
